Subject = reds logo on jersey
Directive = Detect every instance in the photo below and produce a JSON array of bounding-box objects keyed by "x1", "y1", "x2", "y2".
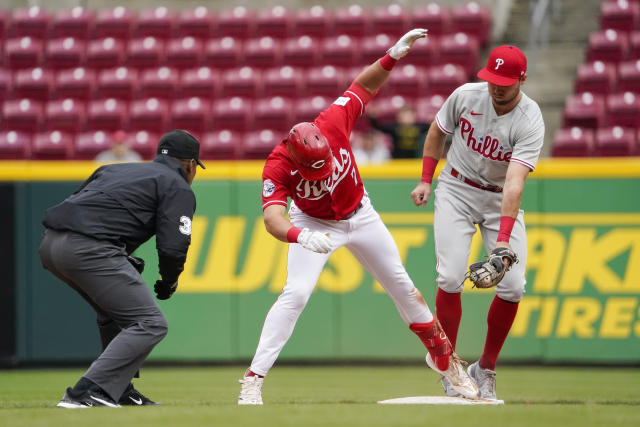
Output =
[
  {"x1": 294, "y1": 148, "x2": 357, "y2": 200},
  {"x1": 459, "y1": 117, "x2": 512, "y2": 162}
]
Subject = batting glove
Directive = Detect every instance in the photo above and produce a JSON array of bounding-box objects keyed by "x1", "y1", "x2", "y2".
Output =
[
  {"x1": 387, "y1": 28, "x2": 428, "y2": 59},
  {"x1": 298, "y1": 228, "x2": 333, "y2": 254},
  {"x1": 154, "y1": 279, "x2": 178, "y2": 300}
]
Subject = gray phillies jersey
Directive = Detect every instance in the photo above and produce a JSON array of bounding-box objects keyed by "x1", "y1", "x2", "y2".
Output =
[{"x1": 435, "y1": 82, "x2": 545, "y2": 187}]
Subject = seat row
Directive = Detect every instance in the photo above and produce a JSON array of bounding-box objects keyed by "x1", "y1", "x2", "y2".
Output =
[
  {"x1": 563, "y1": 91, "x2": 640, "y2": 129},
  {"x1": 575, "y1": 59, "x2": 640, "y2": 94},
  {"x1": 553, "y1": 126, "x2": 639, "y2": 157}
]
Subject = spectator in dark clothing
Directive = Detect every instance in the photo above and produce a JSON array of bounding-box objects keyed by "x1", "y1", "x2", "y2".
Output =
[{"x1": 368, "y1": 104, "x2": 430, "y2": 159}]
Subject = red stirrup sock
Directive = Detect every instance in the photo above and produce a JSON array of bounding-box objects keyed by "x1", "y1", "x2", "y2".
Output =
[
  {"x1": 410, "y1": 319, "x2": 451, "y2": 371},
  {"x1": 435, "y1": 288, "x2": 462, "y2": 350},
  {"x1": 246, "y1": 370, "x2": 264, "y2": 379},
  {"x1": 480, "y1": 296, "x2": 519, "y2": 370}
]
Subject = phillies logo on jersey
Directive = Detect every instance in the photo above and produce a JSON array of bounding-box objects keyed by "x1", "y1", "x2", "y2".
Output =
[
  {"x1": 294, "y1": 148, "x2": 357, "y2": 200},
  {"x1": 459, "y1": 117, "x2": 512, "y2": 162}
]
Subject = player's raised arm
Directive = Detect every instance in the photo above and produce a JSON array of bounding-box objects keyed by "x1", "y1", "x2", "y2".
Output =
[{"x1": 355, "y1": 28, "x2": 427, "y2": 94}]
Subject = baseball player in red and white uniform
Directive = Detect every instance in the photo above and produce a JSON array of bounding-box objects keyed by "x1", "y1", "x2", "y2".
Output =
[
  {"x1": 238, "y1": 29, "x2": 479, "y2": 405},
  {"x1": 411, "y1": 45, "x2": 545, "y2": 400}
]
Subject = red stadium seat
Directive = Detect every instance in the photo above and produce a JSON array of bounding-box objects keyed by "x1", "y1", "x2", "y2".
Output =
[
  {"x1": 256, "y1": 6, "x2": 294, "y2": 39},
  {"x1": 282, "y1": 35, "x2": 321, "y2": 68},
  {"x1": 426, "y1": 64, "x2": 467, "y2": 97},
  {"x1": 55, "y1": 67, "x2": 95, "y2": 101},
  {"x1": 136, "y1": 7, "x2": 177, "y2": 39},
  {"x1": 130, "y1": 130, "x2": 157, "y2": 159},
  {"x1": 369, "y1": 95, "x2": 412, "y2": 122},
  {"x1": 600, "y1": 0, "x2": 640, "y2": 32},
  {"x1": 2, "y1": 99, "x2": 43, "y2": 131},
  {"x1": 177, "y1": 7, "x2": 216, "y2": 39},
  {"x1": 401, "y1": 33, "x2": 437, "y2": 67},
  {"x1": 294, "y1": 6, "x2": 333, "y2": 38},
  {"x1": 244, "y1": 36, "x2": 282, "y2": 69},
  {"x1": 74, "y1": 130, "x2": 111, "y2": 160},
  {"x1": 587, "y1": 29, "x2": 629, "y2": 63},
  {"x1": 617, "y1": 59, "x2": 640, "y2": 91},
  {"x1": 0, "y1": 68, "x2": 10, "y2": 101},
  {"x1": 321, "y1": 35, "x2": 359, "y2": 67},
  {"x1": 220, "y1": 66, "x2": 262, "y2": 98},
  {"x1": 166, "y1": 36, "x2": 203, "y2": 70},
  {"x1": 242, "y1": 129, "x2": 281, "y2": 159},
  {"x1": 629, "y1": 31, "x2": 640, "y2": 58},
  {"x1": 45, "y1": 98, "x2": 85, "y2": 132},
  {"x1": 32, "y1": 130, "x2": 73, "y2": 159},
  {"x1": 305, "y1": 65, "x2": 344, "y2": 96},
  {"x1": 254, "y1": 96, "x2": 294, "y2": 132},
  {"x1": 383, "y1": 64, "x2": 426, "y2": 98},
  {"x1": 94, "y1": 7, "x2": 136, "y2": 40},
  {"x1": 127, "y1": 37, "x2": 165, "y2": 69},
  {"x1": 0, "y1": 10, "x2": 9, "y2": 41},
  {"x1": 438, "y1": 33, "x2": 480, "y2": 77},
  {"x1": 292, "y1": 95, "x2": 331, "y2": 123},
  {"x1": 552, "y1": 127, "x2": 594, "y2": 157},
  {"x1": 333, "y1": 5, "x2": 371, "y2": 37},
  {"x1": 416, "y1": 93, "x2": 446, "y2": 123},
  {"x1": 204, "y1": 37, "x2": 243, "y2": 69},
  {"x1": 139, "y1": 66, "x2": 180, "y2": 99},
  {"x1": 171, "y1": 97, "x2": 211, "y2": 135},
  {"x1": 451, "y1": 2, "x2": 492, "y2": 47},
  {"x1": 372, "y1": 4, "x2": 410, "y2": 38},
  {"x1": 575, "y1": 61, "x2": 617, "y2": 95},
  {"x1": 86, "y1": 98, "x2": 127, "y2": 131},
  {"x1": 52, "y1": 7, "x2": 94, "y2": 39},
  {"x1": 86, "y1": 37, "x2": 125, "y2": 69},
  {"x1": 563, "y1": 92, "x2": 606, "y2": 129},
  {"x1": 13, "y1": 67, "x2": 52, "y2": 100},
  {"x1": 201, "y1": 129, "x2": 242, "y2": 159},
  {"x1": 263, "y1": 66, "x2": 304, "y2": 97},
  {"x1": 180, "y1": 67, "x2": 220, "y2": 99},
  {"x1": 129, "y1": 98, "x2": 169, "y2": 132},
  {"x1": 595, "y1": 126, "x2": 636, "y2": 156},
  {"x1": 6, "y1": 36, "x2": 43, "y2": 69},
  {"x1": 96, "y1": 67, "x2": 138, "y2": 100},
  {"x1": 10, "y1": 6, "x2": 51, "y2": 39},
  {"x1": 0, "y1": 131, "x2": 31, "y2": 159},
  {"x1": 212, "y1": 97, "x2": 253, "y2": 131},
  {"x1": 411, "y1": 4, "x2": 451, "y2": 37},
  {"x1": 45, "y1": 37, "x2": 85, "y2": 70},
  {"x1": 217, "y1": 6, "x2": 256, "y2": 39},
  {"x1": 606, "y1": 91, "x2": 640, "y2": 126},
  {"x1": 359, "y1": 34, "x2": 393, "y2": 65}
]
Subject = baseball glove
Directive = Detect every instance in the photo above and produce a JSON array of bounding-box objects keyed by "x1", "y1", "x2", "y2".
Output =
[{"x1": 465, "y1": 247, "x2": 518, "y2": 289}]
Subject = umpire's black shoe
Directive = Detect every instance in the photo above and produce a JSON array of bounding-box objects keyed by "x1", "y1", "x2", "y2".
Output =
[
  {"x1": 57, "y1": 387, "x2": 121, "y2": 409},
  {"x1": 118, "y1": 384, "x2": 160, "y2": 406}
]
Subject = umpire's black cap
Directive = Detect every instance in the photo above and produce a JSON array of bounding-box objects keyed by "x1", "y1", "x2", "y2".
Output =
[{"x1": 157, "y1": 130, "x2": 206, "y2": 169}]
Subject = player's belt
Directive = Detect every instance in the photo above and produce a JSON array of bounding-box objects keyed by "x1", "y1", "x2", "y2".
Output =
[
  {"x1": 343, "y1": 201, "x2": 364, "y2": 220},
  {"x1": 450, "y1": 168, "x2": 503, "y2": 193}
]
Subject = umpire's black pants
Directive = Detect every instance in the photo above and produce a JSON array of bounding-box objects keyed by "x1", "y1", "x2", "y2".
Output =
[{"x1": 38, "y1": 229, "x2": 168, "y2": 401}]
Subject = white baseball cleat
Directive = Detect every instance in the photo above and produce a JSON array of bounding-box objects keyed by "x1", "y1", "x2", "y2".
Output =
[
  {"x1": 426, "y1": 354, "x2": 479, "y2": 400},
  {"x1": 440, "y1": 376, "x2": 462, "y2": 398},
  {"x1": 467, "y1": 361, "x2": 497, "y2": 400},
  {"x1": 238, "y1": 374, "x2": 264, "y2": 405}
]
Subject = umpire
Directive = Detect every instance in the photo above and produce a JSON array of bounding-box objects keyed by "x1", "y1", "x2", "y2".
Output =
[{"x1": 38, "y1": 130, "x2": 204, "y2": 408}]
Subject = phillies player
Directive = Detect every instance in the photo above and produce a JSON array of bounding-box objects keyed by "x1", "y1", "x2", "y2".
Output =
[
  {"x1": 411, "y1": 45, "x2": 545, "y2": 400},
  {"x1": 238, "y1": 29, "x2": 479, "y2": 405}
]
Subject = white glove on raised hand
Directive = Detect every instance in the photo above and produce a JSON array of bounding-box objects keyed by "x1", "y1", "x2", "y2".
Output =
[
  {"x1": 387, "y1": 28, "x2": 428, "y2": 59},
  {"x1": 298, "y1": 228, "x2": 333, "y2": 254}
]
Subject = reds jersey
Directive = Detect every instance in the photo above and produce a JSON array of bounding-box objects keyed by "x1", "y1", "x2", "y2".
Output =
[
  {"x1": 435, "y1": 82, "x2": 545, "y2": 187},
  {"x1": 261, "y1": 82, "x2": 373, "y2": 220}
]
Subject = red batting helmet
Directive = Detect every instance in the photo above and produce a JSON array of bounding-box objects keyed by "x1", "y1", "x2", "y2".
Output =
[{"x1": 285, "y1": 122, "x2": 334, "y2": 181}]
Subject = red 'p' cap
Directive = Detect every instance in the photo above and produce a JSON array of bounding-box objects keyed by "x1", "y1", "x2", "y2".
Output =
[{"x1": 477, "y1": 45, "x2": 527, "y2": 86}]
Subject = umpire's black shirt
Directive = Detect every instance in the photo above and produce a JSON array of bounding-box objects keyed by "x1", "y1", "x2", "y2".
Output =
[{"x1": 43, "y1": 155, "x2": 196, "y2": 283}]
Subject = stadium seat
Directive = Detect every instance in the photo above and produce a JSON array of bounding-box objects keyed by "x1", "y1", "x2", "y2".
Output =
[
  {"x1": 369, "y1": 95, "x2": 412, "y2": 122},
  {"x1": 282, "y1": 35, "x2": 321, "y2": 68},
  {"x1": 242, "y1": 129, "x2": 280, "y2": 159},
  {"x1": 383, "y1": 64, "x2": 426, "y2": 98},
  {"x1": 130, "y1": 130, "x2": 157, "y2": 159},
  {"x1": 13, "y1": 67, "x2": 52, "y2": 100},
  {"x1": 244, "y1": 36, "x2": 282, "y2": 69},
  {"x1": 595, "y1": 126, "x2": 636, "y2": 156},
  {"x1": 0, "y1": 130, "x2": 31, "y2": 159},
  {"x1": 562, "y1": 92, "x2": 606, "y2": 129},
  {"x1": 333, "y1": 5, "x2": 371, "y2": 37},
  {"x1": 51, "y1": 7, "x2": 94, "y2": 39},
  {"x1": 45, "y1": 98, "x2": 85, "y2": 132},
  {"x1": 359, "y1": 34, "x2": 393, "y2": 65},
  {"x1": 135, "y1": 7, "x2": 177, "y2": 39},
  {"x1": 451, "y1": 2, "x2": 492, "y2": 47},
  {"x1": 411, "y1": 4, "x2": 451, "y2": 37},
  {"x1": 171, "y1": 97, "x2": 211, "y2": 135},
  {"x1": 180, "y1": 67, "x2": 220, "y2": 99},
  {"x1": 372, "y1": 4, "x2": 410, "y2": 38},
  {"x1": 166, "y1": 36, "x2": 203, "y2": 69},
  {"x1": 321, "y1": 35, "x2": 359, "y2": 67},
  {"x1": 416, "y1": 93, "x2": 446, "y2": 123},
  {"x1": 139, "y1": 66, "x2": 180, "y2": 99},
  {"x1": 0, "y1": 69, "x2": 10, "y2": 101},
  {"x1": 438, "y1": 33, "x2": 480, "y2": 77},
  {"x1": 10, "y1": 6, "x2": 51, "y2": 39},
  {"x1": 127, "y1": 37, "x2": 165, "y2": 69},
  {"x1": 256, "y1": 6, "x2": 294, "y2": 39},
  {"x1": 628, "y1": 31, "x2": 640, "y2": 58},
  {"x1": 401, "y1": 32, "x2": 437, "y2": 66},
  {"x1": 254, "y1": 96, "x2": 294, "y2": 131},
  {"x1": 425, "y1": 64, "x2": 467, "y2": 97},
  {"x1": 0, "y1": 10, "x2": 9, "y2": 41},
  {"x1": 54, "y1": 67, "x2": 95, "y2": 101},
  {"x1": 86, "y1": 98, "x2": 127, "y2": 131},
  {"x1": 5, "y1": 36, "x2": 43, "y2": 69},
  {"x1": 220, "y1": 66, "x2": 262, "y2": 98},
  {"x1": 74, "y1": 130, "x2": 112, "y2": 160},
  {"x1": 292, "y1": 95, "x2": 331, "y2": 123},
  {"x1": 617, "y1": 59, "x2": 640, "y2": 92},
  {"x1": 294, "y1": 5, "x2": 333, "y2": 38},
  {"x1": 587, "y1": 29, "x2": 629, "y2": 63},
  {"x1": 212, "y1": 97, "x2": 253, "y2": 132},
  {"x1": 96, "y1": 67, "x2": 138, "y2": 100},
  {"x1": 552, "y1": 127, "x2": 595, "y2": 157},
  {"x1": 600, "y1": 0, "x2": 640, "y2": 32},
  {"x1": 94, "y1": 7, "x2": 136, "y2": 40},
  {"x1": 177, "y1": 7, "x2": 216, "y2": 39},
  {"x1": 201, "y1": 129, "x2": 242, "y2": 159},
  {"x1": 86, "y1": 37, "x2": 125, "y2": 69},
  {"x1": 305, "y1": 65, "x2": 344, "y2": 96},
  {"x1": 32, "y1": 130, "x2": 73, "y2": 159},
  {"x1": 574, "y1": 61, "x2": 617, "y2": 95},
  {"x1": 129, "y1": 98, "x2": 169, "y2": 132},
  {"x1": 203, "y1": 37, "x2": 243, "y2": 69},
  {"x1": 217, "y1": 6, "x2": 256, "y2": 39},
  {"x1": 606, "y1": 91, "x2": 640, "y2": 126},
  {"x1": 263, "y1": 66, "x2": 304, "y2": 97},
  {"x1": 45, "y1": 37, "x2": 85, "y2": 70},
  {"x1": 2, "y1": 99, "x2": 43, "y2": 131}
]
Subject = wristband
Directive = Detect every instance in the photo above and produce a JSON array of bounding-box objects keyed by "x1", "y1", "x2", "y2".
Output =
[
  {"x1": 420, "y1": 157, "x2": 438, "y2": 183},
  {"x1": 497, "y1": 216, "x2": 516, "y2": 243},
  {"x1": 379, "y1": 53, "x2": 397, "y2": 71},
  {"x1": 286, "y1": 226, "x2": 302, "y2": 243}
]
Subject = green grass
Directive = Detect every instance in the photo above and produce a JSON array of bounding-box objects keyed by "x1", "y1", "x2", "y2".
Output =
[{"x1": 1, "y1": 366, "x2": 639, "y2": 427}]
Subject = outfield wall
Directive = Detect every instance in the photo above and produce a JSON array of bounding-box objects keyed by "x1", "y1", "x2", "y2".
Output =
[{"x1": 3, "y1": 158, "x2": 640, "y2": 365}]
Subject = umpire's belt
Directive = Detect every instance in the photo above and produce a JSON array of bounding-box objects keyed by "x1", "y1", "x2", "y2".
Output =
[
  {"x1": 343, "y1": 201, "x2": 364, "y2": 220},
  {"x1": 450, "y1": 168, "x2": 503, "y2": 193}
]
